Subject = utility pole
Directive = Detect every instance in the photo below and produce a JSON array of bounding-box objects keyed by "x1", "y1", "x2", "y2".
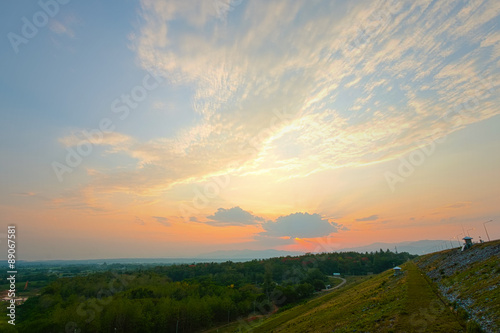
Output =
[{"x1": 483, "y1": 220, "x2": 493, "y2": 242}]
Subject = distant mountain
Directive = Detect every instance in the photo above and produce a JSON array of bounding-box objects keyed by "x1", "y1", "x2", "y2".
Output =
[
  {"x1": 19, "y1": 241, "x2": 453, "y2": 266},
  {"x1": 19, "y1": 251, "x2": 306, "y2": 266},
  {"x1": 196, "y1": 241, "x2": 453, "y2": 260},
  {"x1": 196, "y1": 249, "x2": 304, "y2": 260},
  {"x1": 18, "y1": 257, "x2": 241, "y2": 266},
  {"x1": 338, "y1": 240, "x2": 454, "y2": 255}
]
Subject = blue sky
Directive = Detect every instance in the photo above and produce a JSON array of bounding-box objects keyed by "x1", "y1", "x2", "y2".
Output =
[{"x1": 1, "y1": 0, "x2": 499, "y2": 260}]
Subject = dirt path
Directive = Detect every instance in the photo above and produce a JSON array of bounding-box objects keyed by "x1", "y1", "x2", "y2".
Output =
[
  {"x1": 319, "y1": 276, "x2": 346, "y2": 293},
  {"x1": 330, "y1": 276, "x2": 346, "y2": 289}
]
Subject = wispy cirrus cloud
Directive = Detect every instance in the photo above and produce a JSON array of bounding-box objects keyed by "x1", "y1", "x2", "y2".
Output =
[
  {"x1": 445, "y1": 202, "x2": 472, "y2": 209},
  {"x1": 55, "y1": 0, "x2": 500, "y2": 205}
]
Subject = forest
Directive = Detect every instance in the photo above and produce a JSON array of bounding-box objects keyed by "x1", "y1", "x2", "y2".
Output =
[{"x1": 15, "y1": 250, "x2": 415, "y2": 332}]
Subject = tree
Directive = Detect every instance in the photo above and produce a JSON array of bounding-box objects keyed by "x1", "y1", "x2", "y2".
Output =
[{"x1": 312, "y1": 279, "x2": 326, "y2": 291}]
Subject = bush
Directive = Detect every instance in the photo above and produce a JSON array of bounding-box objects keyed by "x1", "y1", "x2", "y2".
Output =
[{"x1": 312, "y1": 279, "x2": 325, "y2": 291}]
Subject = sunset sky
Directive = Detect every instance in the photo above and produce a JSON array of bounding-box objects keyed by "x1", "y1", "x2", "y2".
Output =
[{"x1": 1, "y1": 0, "x2": 499, "y2": 260}]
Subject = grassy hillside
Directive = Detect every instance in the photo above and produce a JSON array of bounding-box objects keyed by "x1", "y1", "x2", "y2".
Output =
[
  {"x1": 203, "y1": 276, "x2": 369, "y2": 333},
  {"x1": 253, "y1": 262, "x2": 464, "y2": 332},
  {"x1": 238, "y1": 241, "x2": 500, "y2": 332},
  {"x1": 416, "y1": 239, "x2": 500, "y2": 332}
]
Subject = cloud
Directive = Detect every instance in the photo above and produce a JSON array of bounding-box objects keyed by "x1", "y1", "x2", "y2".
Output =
[
  {"x1": 58, "y1": 131, "x2": 132, "y2": 148},
  {"x1": 11, "y1": 192, "x2": 50, "y2": 202},
  {"x1": 134, "y1": 216, "x2": 146, "y2": 225},
  {"x1": 13, "y1": 192, "x2": 36, "y2": 197},
  {"x1": 55, "y1": 0, "x2": 500, "y2": 202},
  {"x1": 152, "y1": 216, "x2": 170, "y2": 226},
  {"x1": 253, "y1": 234, "x2": 295, "y2": 247},
  {"x1": 356, "y1": 214, "x2": 379, "y2": 222},
  {"x1": 49, "y1": 20, "x2": 75, "y2": 38},
  {"x1": 49, "y1": 13, "x2": 79, "y2": 39},
  {"x1": 261, "y1": 212, "x2": 341, "y2": 239},
  {"x1": 206, "y1": 206, "x2": 264, "y2": 226},
  {"x1": 445, "y1": 202, "x2": 472, "y2": 209},
  {"x1": 51, "y1": 188, "x2": 108, "y2": 212}
]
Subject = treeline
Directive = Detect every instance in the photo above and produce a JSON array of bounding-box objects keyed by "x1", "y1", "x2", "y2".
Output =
[{"x1": 17, "y1": 250, "x2": 414, "y2": 332}]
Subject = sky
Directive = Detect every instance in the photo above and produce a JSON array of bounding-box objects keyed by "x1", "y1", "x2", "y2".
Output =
[{"x1": 1, "y1": 0, "x2": 499, "y2": 260}]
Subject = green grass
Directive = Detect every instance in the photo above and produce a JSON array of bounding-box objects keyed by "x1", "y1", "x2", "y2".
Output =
[
  {"x1": 252, "y1": 272, "x2": 402, "y2": 332},
  {"x1": 252, "y1": 277, "x2": 372, "y2": 332},
  {"x1": 394, "y1": 261, "x2": 463, "y2": 332},
  {"x1": 245, "y1": 262, "x2": 466, "y2": 332}
]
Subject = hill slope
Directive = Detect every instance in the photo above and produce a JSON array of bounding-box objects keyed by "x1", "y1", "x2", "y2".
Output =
[
  {"x1": 416, "y1": 239, "x2": 500, "y2": 332},
  {"x1": 241, "y1": 241, "x2": 500, "y2": 332},
  {"x1": 249, "y1": 262, "x2": 464, "y2": 332}
]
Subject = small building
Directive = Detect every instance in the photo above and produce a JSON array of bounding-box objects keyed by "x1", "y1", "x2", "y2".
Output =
[
  {"x1": 393, "y1": 266, "x2": 402, "y2": 276},
  {"x1": 333, "y1": 273, "x2": 341, "y2": 276},
  {"x1": 462, "y1": 236, "x2": 473, "y2": 250}
]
